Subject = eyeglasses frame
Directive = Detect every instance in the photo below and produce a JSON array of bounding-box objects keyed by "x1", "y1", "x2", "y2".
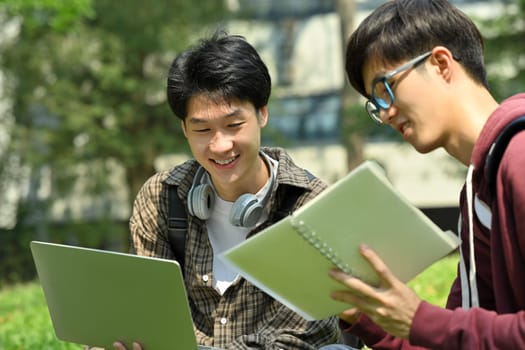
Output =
[{"x1": 365, "y1": 51, "x2": 433, "y2": 124}]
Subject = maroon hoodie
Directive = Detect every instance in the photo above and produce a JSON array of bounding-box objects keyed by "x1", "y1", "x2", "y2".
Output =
[{"x1": 342, "y1": 93, "x2": 525, "y2": 349}]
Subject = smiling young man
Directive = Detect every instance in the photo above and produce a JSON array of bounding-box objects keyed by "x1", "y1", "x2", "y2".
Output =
[
  {"x1": 120, "y1": 31, "x2": 346, "y2": 350},
  {"x1": 329, "y1": 0, "x2": 525, "y2": 349}
]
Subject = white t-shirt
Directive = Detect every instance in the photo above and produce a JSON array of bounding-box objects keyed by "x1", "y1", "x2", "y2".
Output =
[{"x1": 206, "y1": 157, "x2": 277, "y2": 295}]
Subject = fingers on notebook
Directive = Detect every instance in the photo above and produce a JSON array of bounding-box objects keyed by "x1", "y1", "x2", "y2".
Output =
[
  {"x1": 83, "y1": 342, "x2": 142, "y2": 350},
  {"x1": 113, "y1": 342, "x2": 143, "y2": 350}
]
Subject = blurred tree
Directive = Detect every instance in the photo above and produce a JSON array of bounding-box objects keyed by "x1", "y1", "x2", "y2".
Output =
[
  {"x1": 336, "y1": 0, "x2": 389, "y2": 171},
  {"x1": 0, "y1": 0, "x2": 227, "y2": 225}
]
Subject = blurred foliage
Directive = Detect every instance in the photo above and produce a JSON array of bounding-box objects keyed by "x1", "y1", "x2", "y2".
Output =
[
  {"x1": 0, "y1": 0, "x2": 228, "y2": 284},
  {"x1": 482, "y1": 0, "x2": 525, "y2": 100},
  {"x1": 1, "y1": 0, "x2": 227, "y2": 201},
  {"x1": 0, "y1": 216, "x2": 129, "y2": 288},
  {"x1": 0, "y1": 0, "x2": 94, "y2": 32}
]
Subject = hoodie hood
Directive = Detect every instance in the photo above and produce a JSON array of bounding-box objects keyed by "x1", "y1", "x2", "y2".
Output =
[{"x1": 471, "y1": 93, "x2": 525, "y2": 173}]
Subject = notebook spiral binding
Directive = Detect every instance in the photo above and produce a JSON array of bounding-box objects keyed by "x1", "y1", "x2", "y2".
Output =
[{"x1": 291, "y1": 219, "x2": 353, "y2": 275}]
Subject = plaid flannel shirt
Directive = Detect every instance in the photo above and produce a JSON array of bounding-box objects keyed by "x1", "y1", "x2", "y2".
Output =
[{"x1": 130, "y1": 147, "x2": 340, "y2": 349}]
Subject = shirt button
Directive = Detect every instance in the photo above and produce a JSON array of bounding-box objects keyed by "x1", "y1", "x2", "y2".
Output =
[
  {"x1": 220, "y1": 317, "x2": 227, "y2": 325},
  {"x1": 202, "y1": 275, "x2": 209, "y2": 282}
]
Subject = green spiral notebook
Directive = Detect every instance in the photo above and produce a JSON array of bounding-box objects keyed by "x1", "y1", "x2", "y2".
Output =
[{"x1": 221, "y1": 160, "x2": 460, "y2": 321}]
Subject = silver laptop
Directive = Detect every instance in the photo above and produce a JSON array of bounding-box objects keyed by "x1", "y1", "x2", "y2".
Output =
[{"x1": 30, "y1": 241, "x2": 222, "y2": 350}]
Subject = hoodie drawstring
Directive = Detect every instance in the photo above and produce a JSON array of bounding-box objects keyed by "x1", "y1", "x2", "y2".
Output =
[{"x1": 459, "y1": 164, "x2": 480, "y2": 308}]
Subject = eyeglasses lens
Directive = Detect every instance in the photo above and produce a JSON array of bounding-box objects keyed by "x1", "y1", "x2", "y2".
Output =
[
  {"x1": 365, "y1": 100, "x2": 382, "y2": 123},
  {"x1": 373, "y1": 80, "x2": 393, "y2": 109}
]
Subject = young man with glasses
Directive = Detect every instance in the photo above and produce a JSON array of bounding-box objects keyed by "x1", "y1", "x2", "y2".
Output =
[{"x1": 329, "y1": 0, "x2": 525, "y2": 349}]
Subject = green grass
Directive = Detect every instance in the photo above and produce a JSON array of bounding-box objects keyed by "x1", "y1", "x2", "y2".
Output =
[
  {"x1": 0, "y1": 282, "x2": 82, "y2": 350},
  {"x1": 408, "y1": 253, "x2": 459, "y2": 307},
  {"x1": 0, "y1": 254, "x2": 458, "y2": 349}
]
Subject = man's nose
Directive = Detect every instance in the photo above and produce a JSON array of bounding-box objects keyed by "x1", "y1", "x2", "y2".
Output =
[{"x1": 209, "y1": 131, "x2": 233, "y2": 152}]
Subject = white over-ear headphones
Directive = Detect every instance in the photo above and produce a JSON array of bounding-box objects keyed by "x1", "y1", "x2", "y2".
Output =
[{"x1": 187, "y1": 153, "x2": 276, "y2": 227}]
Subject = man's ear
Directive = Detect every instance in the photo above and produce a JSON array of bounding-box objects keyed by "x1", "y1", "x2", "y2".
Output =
[
  {"x1": 430, "y1": 46, "x2": 455, "y2": 82},
  {"x1": 181, "y1": 120, "x2": 188, "y2": 138},
  {"x1": 258, "y1": 106, "x2": 269, "y2": 128}
]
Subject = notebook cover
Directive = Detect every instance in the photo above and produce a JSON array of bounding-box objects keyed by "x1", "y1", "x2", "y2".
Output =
[{"x1": 221, "y1": 161, "x2": 460, "y2": 320}]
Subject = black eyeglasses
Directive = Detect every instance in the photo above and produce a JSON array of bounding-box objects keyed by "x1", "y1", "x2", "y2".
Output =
[{"x1": 365, "y1": 51, "x2": 432, "y2": 124}]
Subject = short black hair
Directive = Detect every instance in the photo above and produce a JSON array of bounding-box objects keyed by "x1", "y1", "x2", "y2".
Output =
[
  {"x1": 345, "y1": 0, "x2": 488, "y2": 97},
  {"x1": 166, "y1": 30, "x2": 271, "y2": 120}
]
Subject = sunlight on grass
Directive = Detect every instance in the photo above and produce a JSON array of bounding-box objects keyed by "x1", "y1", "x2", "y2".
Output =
[{"x1": 408, "y1": 253, "x2": 459, "y2": 307}]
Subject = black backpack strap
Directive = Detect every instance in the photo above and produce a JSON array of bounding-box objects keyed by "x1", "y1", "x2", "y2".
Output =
[
  {"x1": 167, "y1": 185, "x2": 187, "y2": 270},
  {"x1": 484, "y1": 115, "x2": 525, "y2": 198},
  {"x1": 273, "y1": 170, "x2": 316, "y2": 221}
]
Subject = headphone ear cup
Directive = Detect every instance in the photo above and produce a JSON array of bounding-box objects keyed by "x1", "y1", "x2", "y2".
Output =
[
  {"x1": 230, "y1": 193, "x2": 263, "y2": 227},
  {"x1": 187, "y1": 184, "x2": 214, "y2": 220}
]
